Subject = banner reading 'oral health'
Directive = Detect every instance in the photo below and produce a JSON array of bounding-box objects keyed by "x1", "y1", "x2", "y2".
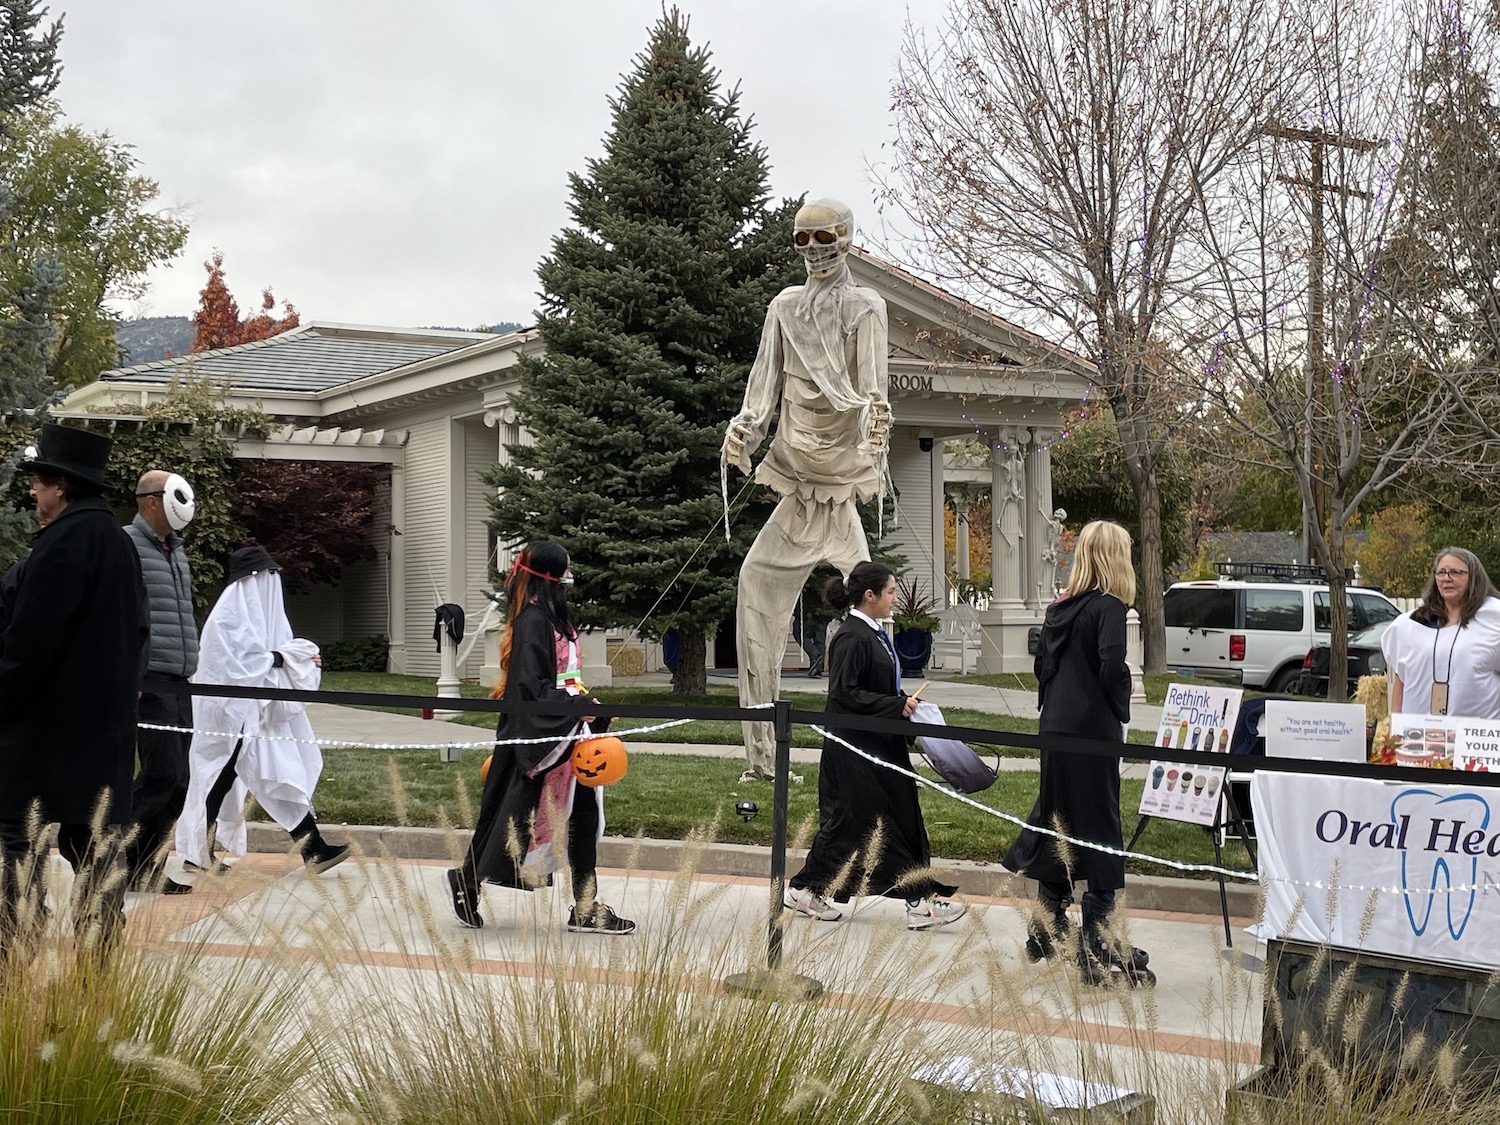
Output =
[{"x1": 1255, "y1": 770, "x2": 1500, "y2": 971}]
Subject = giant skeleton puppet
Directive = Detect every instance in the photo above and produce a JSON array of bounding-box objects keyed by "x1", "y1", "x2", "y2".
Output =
[{"x1": 722, "y1": 199, "x2": 892, "y2": 781}]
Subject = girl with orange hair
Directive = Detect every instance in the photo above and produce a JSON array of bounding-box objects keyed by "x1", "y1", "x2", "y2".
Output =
[{"x1": 445, "y1": 541, "x2": 634, "y2": 935}]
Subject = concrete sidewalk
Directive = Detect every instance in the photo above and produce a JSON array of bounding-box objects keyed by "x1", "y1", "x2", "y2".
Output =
[
  {"x1": 114, "y1": 849, "x2": 1262, "y2": 1122},
  {"x1": 297, "y1": 695, "x2": 1256, "y2": 918}
]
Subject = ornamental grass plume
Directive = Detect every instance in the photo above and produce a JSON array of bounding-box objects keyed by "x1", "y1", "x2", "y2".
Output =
[
  {"x1": 0, "y1": 862, "x2": 319, "y2": 1123},
  {"x1": 311, "y1": 820, "x2": 1000, "y2": 1125}
]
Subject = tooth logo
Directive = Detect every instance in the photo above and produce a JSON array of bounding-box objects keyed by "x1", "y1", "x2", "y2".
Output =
[{"x1": 1391, "y1": 789, "x2": 1491, "y2": 940}]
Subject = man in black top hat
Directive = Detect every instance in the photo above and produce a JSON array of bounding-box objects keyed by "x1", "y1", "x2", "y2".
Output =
[{"x1": 0, "y1": 423, "x2": 149, "y2": 961}]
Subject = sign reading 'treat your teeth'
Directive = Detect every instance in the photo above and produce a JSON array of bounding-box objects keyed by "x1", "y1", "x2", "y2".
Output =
[{"x1": 1256, "y1": 771, "x2": 1500, "y2": 970}]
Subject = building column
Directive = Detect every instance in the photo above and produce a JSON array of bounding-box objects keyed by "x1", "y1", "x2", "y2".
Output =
[
  {"x1": 928, "y1": 434, "x2": 946, "y2": 608},
  {"x1": 990, "y1": 430, "x2": 1026, "y2": 611},
  {"x1": 953, "y1": 494, "x2": 971, "y2": 584},
  {"x1": 1024, "y1": 428, "x2": 1051, "y2": 611},
  {"x1": 387, "y1": 461, "x2": 407, "y2": 674}
]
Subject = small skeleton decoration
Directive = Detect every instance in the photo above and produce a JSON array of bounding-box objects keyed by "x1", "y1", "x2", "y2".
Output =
[
  {"x1": 994, "y1": 447, "x2": 1025, "y2": 551},
  {"x1": 722, "y1": 198, "x2": 892, "y2": 781},
  {"x1": 1042, "y1": 506, "x2": 1067, "y2": 566}
]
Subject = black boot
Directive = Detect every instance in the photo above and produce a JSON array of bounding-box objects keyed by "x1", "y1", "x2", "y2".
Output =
[
  {"x1": 1024, "y1": 884, "x2": 1072, "y2": 962},
  {"x1": 291, "y1": 814, "x2": 350, "y2": 875},
  {"x1": 1079, "y1": 891, "x2": 1154, "y2": 987}
]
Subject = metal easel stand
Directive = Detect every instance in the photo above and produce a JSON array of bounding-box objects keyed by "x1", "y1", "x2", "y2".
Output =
[{"x1": 1125, "y1": 771, "x2": 1258, "y2": 949}]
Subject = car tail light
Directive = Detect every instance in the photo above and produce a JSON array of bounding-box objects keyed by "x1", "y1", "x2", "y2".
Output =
[
  {"x1": 1302, "y1": 649, "x2": 1314, "y2": 670},
  {"x1": 1230, "y1": 634, "x2": 1246, "y2": 661}
]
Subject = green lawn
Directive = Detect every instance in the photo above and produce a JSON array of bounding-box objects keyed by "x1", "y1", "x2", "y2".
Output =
[
  {"x1": 319, "y1": 672, "x2": 1161, "y2": 753},
  {"x1": 309, "y1": 671, "x2": 1241, "y2": 879},
  {"x1": 956, "y1": 669, "x2": 1324, "y2": 705},
  {"x1": 308, "y1": 745, "x2": 1252, "y2": 881}
]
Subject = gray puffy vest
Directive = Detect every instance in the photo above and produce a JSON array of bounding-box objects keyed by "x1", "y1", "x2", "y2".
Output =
[{"x1": 123, "y1": 514, "x2": 198, "y2": 677}]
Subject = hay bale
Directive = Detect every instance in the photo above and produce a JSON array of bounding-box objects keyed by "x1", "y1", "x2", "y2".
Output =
[{"x1": 608, "y1": 645, "x2": 646, "y2": 677}]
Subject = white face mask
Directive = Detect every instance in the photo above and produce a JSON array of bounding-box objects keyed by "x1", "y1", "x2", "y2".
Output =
[
  {"x1": 561, "y1": 576, "x2": 575, "y2": 587},
  {"x1": 162, "y1": 473, "x2": 196, "y2": 531},
  {"x1": 793, "y1": 198, "x2": 854, "y2": 280}
]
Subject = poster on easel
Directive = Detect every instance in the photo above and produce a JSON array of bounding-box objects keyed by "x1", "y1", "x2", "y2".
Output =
[
  {"x1": 1388, "y1": 712, "x2": 1500, "y2": 772},
  {"x1": 1137, "y1": 682, "x2": 1243, "y2": 826}
]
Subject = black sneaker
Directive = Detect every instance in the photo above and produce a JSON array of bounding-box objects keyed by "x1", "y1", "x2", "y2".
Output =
[
  {"x1": 183, "y1": 858, "x2": 232, "y2": 876},
  {"x1": 446, "y1": 868, "x2": 484, "y2": 929},
  {"x1": 302, "y1": 842, "x2": 351, "y2": 875},
  {"x1": 566, "y1": 902, "x2": 636, "y2": 935}
]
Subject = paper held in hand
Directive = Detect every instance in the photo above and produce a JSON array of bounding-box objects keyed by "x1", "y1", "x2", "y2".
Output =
[{"x1": 1138, "y1": 682, "x2": 1243, "y2": 827}]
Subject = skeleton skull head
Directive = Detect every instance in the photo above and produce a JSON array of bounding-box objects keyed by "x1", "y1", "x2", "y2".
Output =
[{"x1": 793, "y1": 198, "x2": 854, "y2": 279}]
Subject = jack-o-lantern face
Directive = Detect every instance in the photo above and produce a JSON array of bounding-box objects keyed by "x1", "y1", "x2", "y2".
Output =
[{"x1": 572, "y1": 735, "x2": 628, "y2": 787}]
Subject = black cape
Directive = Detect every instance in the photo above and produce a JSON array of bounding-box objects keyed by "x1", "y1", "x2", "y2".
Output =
[
  {"x1": 0, "y1": 497, "x2": 148, "y2": 824},
  {"x1": 469, "y1": 603, "x2": 584, "y2": 886},
  {"x1": 1002, "y1": 590, "x2": 1131, "y2": 892},
  {"x1": 790, "y1": 614, "x2": 956, "y2": 901}
]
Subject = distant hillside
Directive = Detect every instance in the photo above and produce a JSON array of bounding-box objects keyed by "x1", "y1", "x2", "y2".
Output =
[
  {"x1": 423, "y1": 321, "x2": 527, "y2": 335},
  {"x1": 115, "y1": 316, "x2": 193, "y2": 366}
]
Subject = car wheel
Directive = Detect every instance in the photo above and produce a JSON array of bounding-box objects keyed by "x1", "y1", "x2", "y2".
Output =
[{"x1": 1268, "y1": 667, "x2": 1302, "y2": 694}]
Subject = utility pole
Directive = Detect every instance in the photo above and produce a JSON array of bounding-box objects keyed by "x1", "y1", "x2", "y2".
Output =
[{"x1": 1263, "y1": 124, "x2": 1380, "y2": 565}]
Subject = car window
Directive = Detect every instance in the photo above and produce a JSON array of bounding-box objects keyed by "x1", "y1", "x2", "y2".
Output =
[
  {"x1": 1351, "y1": 620, "x2": 1393, "y2": 647},
  {"x1": 1312, "y1": 591, "x2": 1356, "y2": 631},
  {"x1": 1245, "y1": 589, "x2": 1304, "y2": 632},
  {"x1": 1165, "y1": 588, "x2": 1234, "y2": 629},
  {"x1": 1354, "y1": 593, "x2": 1400, "y2": 626}
]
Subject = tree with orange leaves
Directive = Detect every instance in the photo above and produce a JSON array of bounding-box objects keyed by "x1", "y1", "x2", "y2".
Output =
[{"x1": 190, "y1": 250, "x2": 299, "y2": 352}]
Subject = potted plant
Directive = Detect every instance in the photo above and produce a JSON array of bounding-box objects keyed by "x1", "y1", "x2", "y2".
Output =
[{"x1": 891, "y1": 575, "x2": 942, "y2": 678}]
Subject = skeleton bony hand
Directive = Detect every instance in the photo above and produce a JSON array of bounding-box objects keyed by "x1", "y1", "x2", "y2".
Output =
[
  {"x1": 866, "y1": 395, "x2": 893, "y2": 453},
  {"x1": 722, "y1": 415, "x2": 757, "y2": 472}
]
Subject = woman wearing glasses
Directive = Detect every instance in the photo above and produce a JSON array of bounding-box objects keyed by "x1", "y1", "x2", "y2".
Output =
[{"x1": 1382, "y1": 547, "x2": 1500, "y2": 718}]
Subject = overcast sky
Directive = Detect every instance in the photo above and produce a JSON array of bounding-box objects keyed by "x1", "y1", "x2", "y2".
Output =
[{"x1": 48, "y1": 0, "x2": 951, "y2": 329}]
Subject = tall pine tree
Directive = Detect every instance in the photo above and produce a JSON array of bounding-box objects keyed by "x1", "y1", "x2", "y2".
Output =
[
  {"x1": 0, "y1": 0, "x2": 63, "y2": 563},
  {"x1": 486, "y1": 9, "x2": 801, "y2": 694}
]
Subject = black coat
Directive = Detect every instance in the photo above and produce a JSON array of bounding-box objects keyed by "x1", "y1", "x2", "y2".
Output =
[
  {"x1": 0, "y1": 497, "x2": 148, "y2": 824},
  {"x1": 1002, "y1": 590, "x2": 1131, "y2": 892},
  {"x1": 791, "y1": 614, "x2": 956, "y2": 901},
  {"x1": 469, "y1": 603, "x2": 585, "y2": 885}
]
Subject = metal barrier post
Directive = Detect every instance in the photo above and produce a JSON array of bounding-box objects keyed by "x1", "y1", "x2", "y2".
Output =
[
  {"x1": 768, "y1": 698, "x2": 791, "y2": 970},
  {"x1": 724, "y1": 697, "x2": 823, "y2": 1000}
]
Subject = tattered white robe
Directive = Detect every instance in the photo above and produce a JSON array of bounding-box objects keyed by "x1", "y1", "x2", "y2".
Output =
[
  {"x1": 175, "y1": 570, "x2": 325, "y2": 866},
  {"x1": 723, "y1": 264, "x2": 891, "y2": 778}
]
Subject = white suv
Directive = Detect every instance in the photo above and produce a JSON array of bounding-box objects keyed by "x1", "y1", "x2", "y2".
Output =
[{"x1": 1164, "y1": 570, "x2": 1401, "y2": 692}]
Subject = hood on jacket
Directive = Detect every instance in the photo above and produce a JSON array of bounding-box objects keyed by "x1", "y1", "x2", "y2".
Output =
[{"x1": 1035, "y1": 590, "x2": 1103, "y2": 704}]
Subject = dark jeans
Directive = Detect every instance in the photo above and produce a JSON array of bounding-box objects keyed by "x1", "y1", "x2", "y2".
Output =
[
  {"x1": 124, "y1": 686, "x2": 193, "y2": 880},
  {"x1": 203, "y1": 741, "x2": 326, "y2": 857},
  {"x1": 793, "y1": 613, "x2": 828, "y2": 676},
  {"x1": 0, "y1": 818, "x2": 126, "y2": 959}
]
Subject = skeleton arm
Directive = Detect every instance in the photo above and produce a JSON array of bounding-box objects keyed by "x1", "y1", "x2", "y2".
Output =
[
  {"x1": 723, "y1": 307, "x2": 783, "y2": 474},
  {"x1": 854, "y1": 302, "x2": 892, "y2": 452}
]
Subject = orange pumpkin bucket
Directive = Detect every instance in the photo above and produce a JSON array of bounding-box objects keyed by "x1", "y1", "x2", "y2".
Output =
[{"x1": 571, "y1": 735, "x2": 628, "y2": 787}]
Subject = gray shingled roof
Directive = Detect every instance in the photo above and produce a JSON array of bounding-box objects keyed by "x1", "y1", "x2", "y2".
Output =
[{"x1": 97, "y1": 324, "x2": 491, "y2": 394}]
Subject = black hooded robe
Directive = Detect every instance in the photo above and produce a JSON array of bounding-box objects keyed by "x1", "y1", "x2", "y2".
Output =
[
  {"x1": 789, "y1": 614, "x2": 957, "y2": 902},
  {"x1": 0, "y1": 497, "x2": 148, "y2": 826},
  {"x1": 1002, "y1": 590, "x2": 1131, "y2": 893},
  {"x1": 466, "y1": 603, "x2": 598, "y2": 889}
]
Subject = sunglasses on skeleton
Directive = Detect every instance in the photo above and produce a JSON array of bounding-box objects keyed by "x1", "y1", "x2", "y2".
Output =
[{"x1": 793, "y1": 229, "x2": 840, "y2": 247}]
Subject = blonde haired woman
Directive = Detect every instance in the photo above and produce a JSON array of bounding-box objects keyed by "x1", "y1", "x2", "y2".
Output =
[{"x1": 1001, "y1": 520, "x2": 1153, "y2": 986}]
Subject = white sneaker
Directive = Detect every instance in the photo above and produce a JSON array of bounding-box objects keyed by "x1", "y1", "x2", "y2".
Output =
[
  {"x1": 784, "y1": 886, "x2": 843, "y2": 922},
  {"x1": 906, "y1": 897, "x2": 968, "y2": 930}
]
